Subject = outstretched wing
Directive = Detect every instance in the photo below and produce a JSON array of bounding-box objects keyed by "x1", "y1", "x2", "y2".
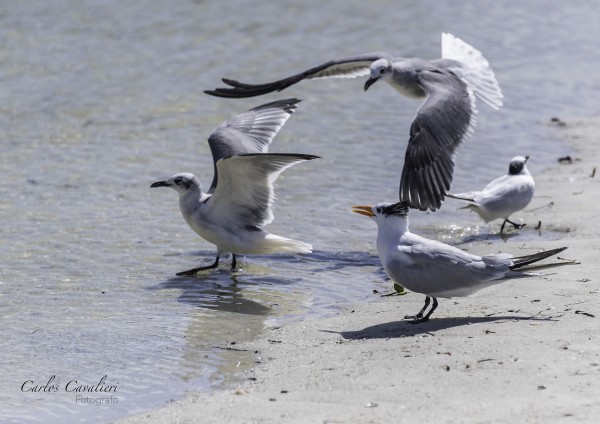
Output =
[
  {"x1": 207, "y1": 98, "x2": 301, "y2": 193},
  {"x1": 400, "y1": 68, "x2": 476, "y2": 211},
  {"x1": 206, "y1": 153, "x2": 319, "y2": 228},
  {"x1": 204, "y1": 53, "x2": 389, "y2": 98},
  {"x1": 439, "y1": 32, "x2": 503, "y2": 110}
]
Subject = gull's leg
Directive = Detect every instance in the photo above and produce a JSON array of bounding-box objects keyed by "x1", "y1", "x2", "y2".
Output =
[
  {"x1": 404, "y1": 296, "x2": 430, "y2": 320},
  {"x1": 506, "y1": 219, "x2": 526, "y2": 230},
  {"x1": 500, "y1": 219, "x2": 508, "y2": 233},
  {"x1": 231, "y1": 253, "x2": 237, "y2": 271},
  {"x1": 407, "y1": 297, "x2": 439, "y2": 324},
  {"x1": 176, "y1": 256, "x2": 220, "y2": 276}
]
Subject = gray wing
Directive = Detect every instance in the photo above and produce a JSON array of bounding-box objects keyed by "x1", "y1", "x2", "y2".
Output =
[
  {"x1": 395, "y1": 238, "x2": 508, "y2": 298},
  {"x1": 206, "y1": 153, "x2": 320, "y2": 228},
  {"x1": 207, "y1": 98, "x2": 301, "y2": 193},
  {"x1": 204, "y1": 52, "x2": 390, "y2": 98},
  {"x1": 400, "y1": 68, "x2": 476, "y2": 211}
]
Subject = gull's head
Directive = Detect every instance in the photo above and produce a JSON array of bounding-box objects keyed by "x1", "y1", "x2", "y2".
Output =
[
  {"x1": 508, "y1": 155, "x2": 530, "y2": 175},
  {"x1": 352, "y1": 200, "x2": 411, "y2": 226},
  {"x1": 150, "y1": 172, "x2": 201, "y2": 195},
  {"x1": 364, "y1": 59, "x2": 392, "y2": 91}
]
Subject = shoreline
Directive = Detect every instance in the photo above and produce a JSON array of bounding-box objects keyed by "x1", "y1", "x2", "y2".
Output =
[{"x1": 120, "y1": 115, "x2": 600, "y2": 423}]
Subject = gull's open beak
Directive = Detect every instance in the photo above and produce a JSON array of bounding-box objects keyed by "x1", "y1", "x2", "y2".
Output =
[
  {"x1": 364, "y1": 76, "x2": 380, "y2": 92},
  {"x1": 150, "y1": 181, "x2": 170, "y2": 188},
  {"x1": 352, "y1": 205, "x2": 375, "y2": 217}
]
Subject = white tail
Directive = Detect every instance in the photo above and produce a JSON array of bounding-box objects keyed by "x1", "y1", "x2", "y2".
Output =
[
  {"x1": 259, "y1": 234, "x2": 313, "y2": 254},
  {"x1": 441, "y1": 33, "x2": 503, "y2": 110}
]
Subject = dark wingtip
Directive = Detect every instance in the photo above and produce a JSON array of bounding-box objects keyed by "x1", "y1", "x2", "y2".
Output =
[
  {"x1": 204, "y1": 88, "x2": 259, "y2": 98},
  {"x1": 510, "y1": 246, "x2": 569, "y2": 270}
]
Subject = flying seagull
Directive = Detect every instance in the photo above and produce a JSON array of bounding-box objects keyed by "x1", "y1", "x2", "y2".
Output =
[
  {"x1": 448, "y1": 155, "x2": 535, "y2": 232},
  {"x1": 352, "y1": 200, "x2": 568, "y2": 323},
  {"x1": 206, "y1": 33, "x2": 503, "y2": 211},
  {"x1": 151, "y1": 99, "x2": 318, "y2": 275}
]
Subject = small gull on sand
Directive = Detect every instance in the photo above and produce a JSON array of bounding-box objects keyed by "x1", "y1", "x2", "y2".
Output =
[
  {"x1": 206, "y1": 33, "x2": 503, "y2": 212},
  {"x1": 151, "y1": 99, "x2": 318, "y2": 275},
  {"x1": 447, "y1": 155, "x2": 535, "y2": 233},
  {"x1": 352, "y1": 200, "x2": 568, "y2": 323}
]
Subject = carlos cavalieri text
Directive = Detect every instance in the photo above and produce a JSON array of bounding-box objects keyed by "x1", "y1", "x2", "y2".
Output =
[{"x1": 21, "y1": 375, "x2": 119, "y2": 394}]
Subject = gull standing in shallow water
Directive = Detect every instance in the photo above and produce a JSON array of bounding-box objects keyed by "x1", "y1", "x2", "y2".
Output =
[
  {"x1": 206, "y1": 33, "x2": 503, "y2": 211},
  {"x1": 447, "y1": 155, "x2": 535, "y2": 233},
  {"x1": 151, "y1": 99, "x2": 318, "y2": 276},
  {"x1": 352, "y1": 200, "x2": 568, "y2": 323}
]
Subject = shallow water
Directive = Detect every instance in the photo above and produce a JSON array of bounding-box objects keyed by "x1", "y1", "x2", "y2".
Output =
[{"x1": 0, "y1": 0, "x2": 597, "y2": 422}]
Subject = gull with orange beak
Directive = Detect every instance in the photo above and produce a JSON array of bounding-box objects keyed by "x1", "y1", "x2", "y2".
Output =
[{"x1": 353, "y1": 200, "x2": 568, "y2": 323}]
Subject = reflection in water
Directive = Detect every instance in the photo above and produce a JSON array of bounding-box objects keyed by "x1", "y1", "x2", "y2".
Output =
[
  {"x1": 150, "y1": 269, "x2": 313, "y2": 387},
  {"x1": 156, "y1": 275, "x2": 273, "y2": 315}
]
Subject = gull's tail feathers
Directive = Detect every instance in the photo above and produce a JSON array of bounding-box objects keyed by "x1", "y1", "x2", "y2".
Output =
[
  {"x1": 257, "y1": 234, "x2": 313, "y2": 255},
  {"x1": 509, "y1": 247, "x2": 568, "y2": 270},
  {"x1": 446, "y1": 192, "x2": 476, "y2": 202},
  {"x1": 441, "y1": 33, "x2": 503, "y2": 110}
]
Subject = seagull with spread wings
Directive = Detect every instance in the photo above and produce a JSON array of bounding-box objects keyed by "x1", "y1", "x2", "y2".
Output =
[
  {"x1": 206, "y1": 33, "x2": 503, "y2": 212},
  {"x1": 151, "y1": 99, "x2": 318, "y2": 275}
]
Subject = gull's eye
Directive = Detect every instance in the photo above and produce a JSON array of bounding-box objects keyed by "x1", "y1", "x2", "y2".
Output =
[
  {"x1": 174, "y1": 177, "x2": 183, "y2": 185},
  {"x1": 376, "y1": 207, "x2": 382, "y2": 214},
  {"x1": 379, "y1": 68, "x2": 386, "y2": 75}
]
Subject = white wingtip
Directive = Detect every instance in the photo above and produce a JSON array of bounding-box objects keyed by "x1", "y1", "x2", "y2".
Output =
[{"x1": 441, "y1": 33, "x2": 504, "y2": 110}]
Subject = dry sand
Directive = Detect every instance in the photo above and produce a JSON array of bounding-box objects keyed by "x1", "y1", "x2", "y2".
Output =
[{"x1": 120, "y1": 116, "x2": 600, "y2": 424}]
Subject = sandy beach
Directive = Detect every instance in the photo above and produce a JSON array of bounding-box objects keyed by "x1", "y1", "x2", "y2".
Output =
[{"x1": 120, "y1": 116, "x2": 600, "y2": 423}]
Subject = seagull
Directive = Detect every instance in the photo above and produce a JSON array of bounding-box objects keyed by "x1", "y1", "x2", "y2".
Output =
[
  {"x1": 205, "y1": 33, "x2": 503, "y2": 211},
  {"x1": 151, "y1": 99, "x2": 319, "y2": 275},
  {"x1": 447, "y1": 155, "x2": 535, "y2": 232},
  {"x1": 352, "y1": 200, "x2": 568, "y2": 323}
]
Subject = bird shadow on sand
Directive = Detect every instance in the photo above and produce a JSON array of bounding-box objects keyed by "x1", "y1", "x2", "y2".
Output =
[{"x1": 330, "y1": 315, "x2": 556, "y2": 339}]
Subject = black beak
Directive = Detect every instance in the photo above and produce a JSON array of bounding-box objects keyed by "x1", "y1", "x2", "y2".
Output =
[
  {"x1": 524, "y1": 155, "x2": 530, "y2": 163},
  {"x1": 364, "y1": 76, "x2": 379, "y2": 91},
  {"x1": 150, "y1": 181, "x2": 169, "y2": 188}
]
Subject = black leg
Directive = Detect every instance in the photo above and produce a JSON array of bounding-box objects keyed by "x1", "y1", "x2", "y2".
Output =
[
  {"x1": 506, "y1": 219, "x2": 526, "y2": 230},
  {"x1": 231, "y1": 253, "x2": 237, "y2": 271},
  {"x1": 500, "y1": 219, "x2": 508, "y2": 233},
  {"x1": 407, "y1": 297, "x2": 438, "y2": 324},
  {"x1": 404, "y1": 296, "x2": 431, "y2": 320},
  {"x1": 421, "y1": 297, "x2": 438, "y2": 322},
  {"x1": 176, "y1": 256, "x2": 220, "y2": 276}
]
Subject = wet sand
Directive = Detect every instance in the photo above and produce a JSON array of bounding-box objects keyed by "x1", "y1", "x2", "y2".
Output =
[{"x1": 120, "y1": 116, "x2": 600, "y2": 423}]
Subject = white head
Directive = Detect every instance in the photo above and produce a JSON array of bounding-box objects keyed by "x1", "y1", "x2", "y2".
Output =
[
  {"x1": 364, "y1": 59, "x2": 393, "y2": 91},
  {"x1": 352, "y1": 200, "x2": 411, "y2": 232},
  {"x1": 508, "y1": 155, "x2": 530, "y2": 176},
  {"x1": 150, "y1": 172, "x2": 202, "y2": 195}
]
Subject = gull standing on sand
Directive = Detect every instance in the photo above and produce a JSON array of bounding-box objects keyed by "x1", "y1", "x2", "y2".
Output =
[
  {"x1": 151, "y1": 99, "x2": 318, "y2": 276},
  {"x1": 447, "y1": 155, "x2": 535, "y2": 233},
  {"x1": 352, "y1": 200, "x2": 567, "y2": 323},
  {"x1": 206, "y1": 33, "x2": 503, "y2": 211}
]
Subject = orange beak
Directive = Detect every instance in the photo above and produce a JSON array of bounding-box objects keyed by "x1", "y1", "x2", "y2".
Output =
[{"x1": 352, "y1": 205, "x2": 375, "y2": 218}]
